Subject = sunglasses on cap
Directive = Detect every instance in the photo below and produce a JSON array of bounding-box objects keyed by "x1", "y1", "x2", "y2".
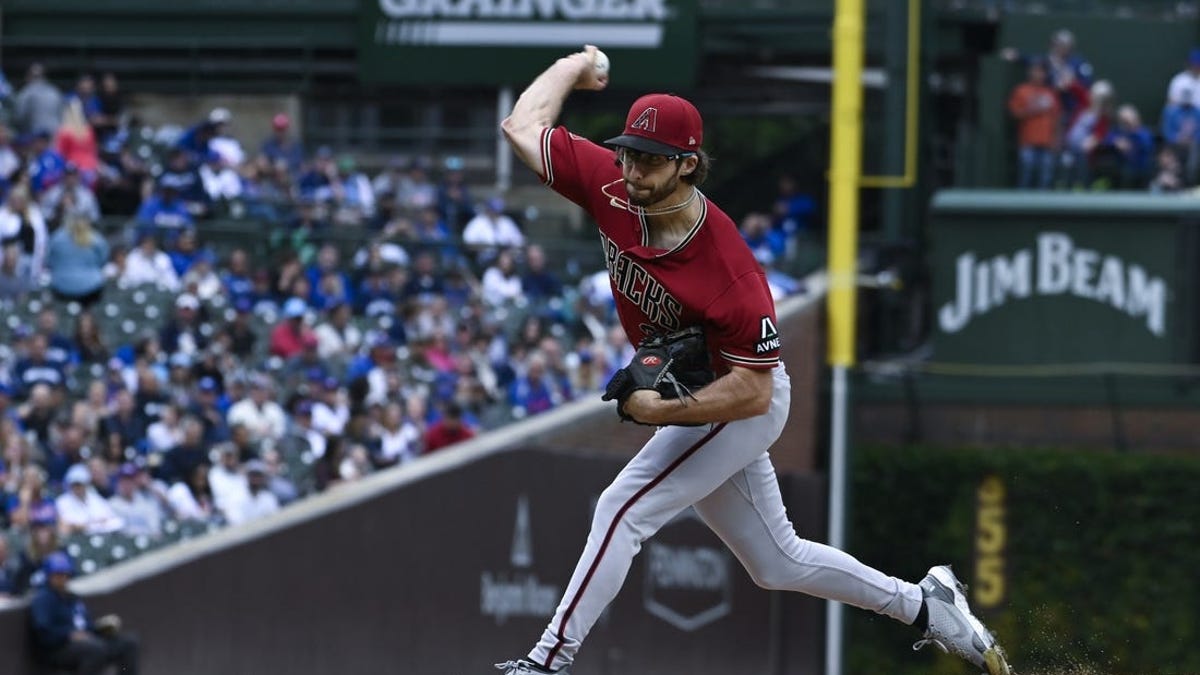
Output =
[{"x1": 615, "y1": 148, "x2": 696, "y2": 170}]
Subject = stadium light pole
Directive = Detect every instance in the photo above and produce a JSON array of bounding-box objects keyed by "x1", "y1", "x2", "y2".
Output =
[
  {"x1": 825, "y1": 0, "x2": 864, "y2": 674},
  {"x1": 497, "y1": 86, "x2": 514, "y2": 192}
]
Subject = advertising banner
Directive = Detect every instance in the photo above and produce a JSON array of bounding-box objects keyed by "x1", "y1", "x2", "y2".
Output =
[
  {"x1": 930, "y1": 191, "x2": 1197, "y2": 365},
  {"x1": 0, "y1": 448, "x2": 806, "y2": 675},
  {"x1": 358, "y1": 0, "x2": 699, "y2": 87}
]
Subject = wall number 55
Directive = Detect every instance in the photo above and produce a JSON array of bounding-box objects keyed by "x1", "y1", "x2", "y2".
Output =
[{"x1": 973, "y1": 474, "x2": 1006, "y2": 609}]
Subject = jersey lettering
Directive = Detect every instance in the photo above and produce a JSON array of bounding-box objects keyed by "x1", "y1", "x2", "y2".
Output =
[
  {"x1": 755, "y1": 315, "x2": 781, "y2": 354},
  {"x1": 626, "y1": 265, "x2": 648, "y2": 304},
  {"x1": 600, "y1": 232, "x2": 682, "y2": 333},
  {"x1": 760, "y1": 316, "x2": 777, "y2": 340},
  {"x1": 630, "y1": 107, "x2": 658, "y2": 132}
]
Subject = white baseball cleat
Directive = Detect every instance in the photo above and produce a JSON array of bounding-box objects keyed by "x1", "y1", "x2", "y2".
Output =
[
  {"x1": 494, "y1": 659, "x2": 565, "y2": 674},
  {"x1": 913, "y1": 565, "x2": 1012, "y2": 675}
]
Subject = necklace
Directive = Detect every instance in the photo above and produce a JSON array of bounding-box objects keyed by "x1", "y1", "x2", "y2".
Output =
[{"x1": 602, "y1": 180, "x2": 703, "y2": 216}]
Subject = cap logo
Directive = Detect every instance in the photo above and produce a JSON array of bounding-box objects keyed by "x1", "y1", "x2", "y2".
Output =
[
  {"x1": 688, "y1": 136, "x2": 696, "y2": 146},
  {"x1": 631, "y1": 107, "x2": 658, "y2": 133}
]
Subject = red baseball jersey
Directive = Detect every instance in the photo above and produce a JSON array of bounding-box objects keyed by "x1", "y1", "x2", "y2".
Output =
[{"x1": 538, "y1": 126, "x2": 780, "y2": 373}]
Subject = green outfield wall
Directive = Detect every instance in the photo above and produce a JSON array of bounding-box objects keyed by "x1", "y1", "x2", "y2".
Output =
[{"x1": 844, "y1": 444, "x2": 1200, "y2": 675}]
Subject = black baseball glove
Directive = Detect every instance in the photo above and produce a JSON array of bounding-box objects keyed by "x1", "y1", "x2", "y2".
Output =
[{"x1": 601, "y1": 326, "x2": 715, "y2": 425}]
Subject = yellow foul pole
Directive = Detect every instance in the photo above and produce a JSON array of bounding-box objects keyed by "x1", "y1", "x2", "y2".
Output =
[
  {"x1": 825, "y1": 0, "x2": 864, "y2": 674},
  {"x1": 828, "y1": 0, "x2": 864, "y2": 368}
]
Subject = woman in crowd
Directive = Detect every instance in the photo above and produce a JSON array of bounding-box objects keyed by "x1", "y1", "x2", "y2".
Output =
[
  {"x1": 0, "y1": 183, "x2": 48, "y2": 281},
  {"x1": 54, "y1": 99, "x2": 100, "y2": 183},
  {"x1": 72, "y1": 311, "x2": 109, "y2": 364},
  {"x1": 167, "y1": 462, "x2": 217, "y2": 523},
  {"x1": 46, "y1": 215, "x2": 110, "y2": 307}
]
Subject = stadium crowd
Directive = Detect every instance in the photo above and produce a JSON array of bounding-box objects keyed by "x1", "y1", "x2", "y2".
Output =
[
  {"x1": 0, "y1": 64, "x2": 810, "y2": 596},
  {"x1": 1005, "y1": 28, "x2": 1200, "y2": 192}
]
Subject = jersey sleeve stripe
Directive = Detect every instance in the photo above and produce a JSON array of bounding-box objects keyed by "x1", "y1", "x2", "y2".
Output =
[
  {"x1": 540, "y1": 126, "x2": 555, "y2": 187},
  {"x1": 721, "y1": 350, "x2": 779, "y2": 366}
]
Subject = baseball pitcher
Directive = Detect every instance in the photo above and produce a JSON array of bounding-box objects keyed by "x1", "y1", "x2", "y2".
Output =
[{"x1": 495, "y1": 45, "x2": 1010, "y2": 675}]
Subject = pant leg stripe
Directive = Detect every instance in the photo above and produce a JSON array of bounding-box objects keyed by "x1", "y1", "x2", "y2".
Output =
[{"x1": 543, "y1": 423, "x2": 728, "y2": 669}]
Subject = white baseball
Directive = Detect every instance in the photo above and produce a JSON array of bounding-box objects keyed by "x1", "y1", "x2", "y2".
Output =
[{"x1": 593, "y1": 49, "x2": 610, "y2": 75}]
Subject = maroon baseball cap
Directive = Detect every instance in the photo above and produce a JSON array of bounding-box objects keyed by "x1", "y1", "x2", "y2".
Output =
[{"x1": 604, "y1": 93, "x2": 703, "y2": 156}]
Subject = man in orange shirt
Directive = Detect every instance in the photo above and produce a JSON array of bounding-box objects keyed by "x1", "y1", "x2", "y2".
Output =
[{"x1": 1008, "y1": 59, "x2": 1061, "y2": 189}]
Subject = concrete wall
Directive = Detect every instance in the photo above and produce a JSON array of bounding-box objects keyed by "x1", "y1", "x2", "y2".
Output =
[{"x1": 0, "y1": 448, "x2": 827, "y2": 675}]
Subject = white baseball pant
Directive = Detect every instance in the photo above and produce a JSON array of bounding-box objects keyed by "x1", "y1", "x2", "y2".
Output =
[{"x1": 529, "y1": 365, "x2": 923, "y2": 671}]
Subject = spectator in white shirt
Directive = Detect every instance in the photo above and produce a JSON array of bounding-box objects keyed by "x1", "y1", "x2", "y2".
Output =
[
  {"x1": 225, "y1": 460, "x2": 280, "y2": 525},
  {"x1": 1167, "y1": 48, "x2": 1200, "y2": 109},
  {"x1": 480, "y1": 249, "x2": 524, "y2": 308},
  {"x1": 311, "y1": 377, "x2": 349, "y2": 436},
  {"x1": 40, "y1": 163, "x2": 101, "y2": 227},
  {"x1": 198, "y1": 149, "x2": 243, "y2": 201},
  {"x1": 181, "y1": 250, "x2": 223, "y2": 302},
  {"x1": 0, "y1": 184, "x2": 49, "y2": 281},
  {"x1": 226, "y1": 375, "x2": 287, "y2": 443},
  {"x1": 0, "y1": 124, "x2": 20, "y2": 181},
  {"x1": 55, "y1": 464, "x2": 123, "y2": 535},
  {"x1": 119, "y1": 229, "x2": 180, "y2": 291},
  {"x1": 289, "y1": 400, "x2": 327, "y2": 459},
  {"x1": 314, "y1": 301, "x2": 363, "y2": 361},
  {"x1": 145, "y1": 404, "x2": 184, "y2": 454},
  {"x1": 207, "y1": 444, "x2": 249, "y2": 521},
  {"x1": 167, "y1": 463, "x2": 217, "y2": 523},
  {"x1": 107, "y1": 463, "x2": 164, "y2": 538},
  {"x1": 462, "y1": 197, "x2": 524, "y2": 265},
  {"x1": 373, "y1": 401, "x2": 423, "y2": 467}
]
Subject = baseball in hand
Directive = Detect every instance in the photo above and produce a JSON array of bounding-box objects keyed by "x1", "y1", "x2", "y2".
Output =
[{"x1": 593, "y1": 49, "x2": 610, "y2": 75}]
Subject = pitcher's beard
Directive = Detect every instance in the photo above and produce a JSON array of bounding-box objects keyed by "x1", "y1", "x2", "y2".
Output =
[{"x1": 626, "y1": 176, "x2": 680, "y2": 208}]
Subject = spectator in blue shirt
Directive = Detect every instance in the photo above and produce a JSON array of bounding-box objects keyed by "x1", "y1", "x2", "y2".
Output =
[
  {"x1": 298, "y1": 146, "x2": 338, "y2": 204},
  {"x1": 27, "y1": 131, "x2": 67, "y2": 196},
  {"x1": 1161, "y1": 89, "x2": 1200, "y2": 184},
  {"x1": 34, "y1": 308, "x2": 76, "y2": 369},
  {"x1": 66, "y1": 74, "x2": 102, "y2": 122},
  {"x1": 437, "y1": 155, "x2": 475, "y2": 229},
  {"x1": 159, "y1": 293, "x2": 209, "y2": 357},
  {"x1": 1000, "y1": 28, "x2": 1093, "y2": 137},
  {"x1": 1104, "y1": 104, "x2": 1155, "y2": 189},
  {"x1": 221, "y1": 248, "x2": 255, "y2": 304},
  {"x1": 740, "y1": 212, "x2": 787, "y2": 268},
  {"x1": 508, "y1": 352, "x2": 567, "y2": 417},
  {"x1": 188, "y1": 376, "x2": 231, "y2": 444},
  {"x1": 135, "y1": 175, "x2": 194, "y2": 236},
  {"x1": 176, "y1": 107, "x2": 229, "y2": 165},
  {"x1": 12, "y1": 334, "x2": 66, "y2": 397},
  {"x1": 260, "y1": 113, "x2": 305, "y2": 176},
  {"x1": 29, "y1": 552, "x2": 140, "y2": 674},
  {"x1": 1043, "y1": 29, "x2": 1094, "y2": 127},
  {"x1": 403, "y1": 251, "x2": 445, "y2": 302},
  {"x1": 158, "y1": 147, "x2": 209, "y2": 216},
  {"x1": 306, "y1": 244, "x2": 352, "y2": 302},
  {"x1": 167, "y1": 228, "x2": 201, "y2": 277},
  {"x1": 520, "y1": 244, "x2": 563, "y2": 303},
  {"x1": 410, "y1": 206, "x2": 461, "y2": 264},
  {"x1": 355, "y1": 267, "x2": 397, "y2": 316},
  {"x1": 772, "y1": 174, "x2": 816, "y2": 239}
]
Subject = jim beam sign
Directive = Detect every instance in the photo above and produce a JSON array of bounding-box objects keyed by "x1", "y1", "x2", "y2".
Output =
[
  {"x1": 934, "y1": 231, "x2": 1173, "y2": 364},
  {"x1": 359, "y1": 0, "x2": 698, "y2": 86}
]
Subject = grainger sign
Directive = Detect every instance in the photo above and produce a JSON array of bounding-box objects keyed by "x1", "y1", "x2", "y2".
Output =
[{"x1": 358, "y1": 0, "x2": 698, "y2": 86}]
